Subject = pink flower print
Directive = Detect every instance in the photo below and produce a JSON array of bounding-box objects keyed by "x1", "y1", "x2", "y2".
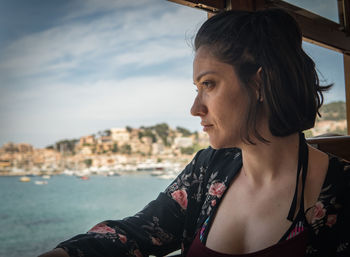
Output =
[
  {"x1": 133, "y1": 249, "x2": 143, "y2": 257},
  {"x1": 209, "y1": 182, "x2": 226, "y2": 198},
  {"x1": 211, "y1": 199, "x2": 216, "y2": 207},
  {"x1": 200, "y1": 226, "x2": 205, "y2": 236},
  {"x1": 88, "y1": 223, "x2": 116, "y2": 234},
  {"x1": 171, "y1": 189, "x2": 188, "y2": 210},
  {"x1": 311, "y1": 201, "x2": 326, "y2": 223},
  {"x1": 118, "y1": 233, "x2": 127, "y2": 244},
  {"x1": 151, "y1": 237, "x2": 162, "y2": 246},
  {"x1": 326, "y1": 214, "x2": 337, "y2": 227}
]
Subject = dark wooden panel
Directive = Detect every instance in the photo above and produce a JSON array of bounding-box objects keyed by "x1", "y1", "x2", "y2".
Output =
[
  {"x1": 307, "y1": 136, "x2": 350, "y2": 161},
  {"x1": 167, "y1": 0, "x2": 225, "y2": 12},
  {"x1": 229, "y1": 0, "x2": 255, "y2": 11},
  {"x1": 342, "y1": 0, "x2": 350, "y2": 35},
  {"x1": 345, "y1": 54, "x2": 350, "y2": 135}
]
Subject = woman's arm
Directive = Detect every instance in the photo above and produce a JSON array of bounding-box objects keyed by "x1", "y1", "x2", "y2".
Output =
[{"x1": 38, "y1": 248, "x2": 69, "y2": 257}]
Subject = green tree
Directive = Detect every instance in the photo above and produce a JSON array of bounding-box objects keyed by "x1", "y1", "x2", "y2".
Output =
[
  {"x1": 153, "y1": 123, "x2": 170, "y2": 146},
  {"x1": 180, "y1": 146, "x2": 195, "y2": 155},
  {"x1": 139, "y1": 129, "x2": 156, "y2": 143},
  {"x1": 84, "y1": 159, "x2": 92, "y2": 167},
  {"x1": 320, "y1": 101, "x2": 346, "y2": 120},
  {"x1": 126, "y1": 126, "x2": 133, "y2": 133},
  {"x1": 176, "y1": 126, "x2": 192, "y2": 137},
  {"x1": 120, "y1": 144, "x2": 131, "y2": 155},
  {"x1": 112, "y1": 143, "x2": 118, "y2": 153},
  {"x1": 55, "y1": 139, "x2": 78, "y2": 154},
  {"x1": 304, "y1": 130, "x2": 313, "y2": 138},
  {"x1": 103, "y1": 129, "x2": 111, "y2": 136}
]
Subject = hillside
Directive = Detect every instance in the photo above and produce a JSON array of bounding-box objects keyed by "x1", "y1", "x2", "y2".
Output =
[
  {"x1": 308, "y1": 101, "x2": 347, "y2": 137},
  {"x1": 319, "y1": 101, "x2": 346, "y2": 121}
]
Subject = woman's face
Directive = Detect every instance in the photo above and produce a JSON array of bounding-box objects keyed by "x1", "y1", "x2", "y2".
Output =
[{"x1": 191, "y1": 46, "x2": 251, "y2": 149}]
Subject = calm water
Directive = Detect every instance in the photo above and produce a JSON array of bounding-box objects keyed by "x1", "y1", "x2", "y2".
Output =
[{"x1": 0, "y1": 174, "x2": 172, "y2": 257}]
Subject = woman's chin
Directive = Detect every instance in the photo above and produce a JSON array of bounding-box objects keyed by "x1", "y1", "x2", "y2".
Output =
[{"x1": 209, "y1": 138, "x2": 238, "y2": 149}]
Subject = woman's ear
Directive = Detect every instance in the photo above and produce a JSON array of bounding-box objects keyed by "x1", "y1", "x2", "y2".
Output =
[{"x1": 254, "y1": 67, "x2": 263, "y2": 102}]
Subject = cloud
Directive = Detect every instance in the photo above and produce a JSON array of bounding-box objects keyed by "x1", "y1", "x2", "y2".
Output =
[
  {"x1": 60, "y1": 0, "x2": 152, "y2": 22},
  {"x1": 0, "y1": 1, "x2": 204, "y2": 81}
]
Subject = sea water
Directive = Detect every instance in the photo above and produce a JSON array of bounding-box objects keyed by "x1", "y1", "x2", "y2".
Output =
[{"x1": 0, "y1": 174, "x2": 172, "y2": 257}]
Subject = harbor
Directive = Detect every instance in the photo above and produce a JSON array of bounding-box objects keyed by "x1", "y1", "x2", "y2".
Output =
[{"x1": 0, "y1": 174, "x2": 172, "y2": 257}]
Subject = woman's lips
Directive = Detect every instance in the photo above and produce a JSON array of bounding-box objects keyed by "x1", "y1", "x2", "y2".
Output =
[{"x1": 201, "y1": 123, "x2": 213, "y2": 131}]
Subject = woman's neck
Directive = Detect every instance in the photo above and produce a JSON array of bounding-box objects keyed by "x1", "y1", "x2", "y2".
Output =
[{"x1": 239, "y1": 132, "x2": 300, "y2": 187}]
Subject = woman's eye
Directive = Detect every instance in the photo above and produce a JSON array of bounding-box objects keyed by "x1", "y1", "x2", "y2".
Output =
[
  {"x1": 193, "y1": 80, "x2": 215, "y2": 92},
  {"x1": 201, "y1": 81, "x2": 215, "y2": 89}
]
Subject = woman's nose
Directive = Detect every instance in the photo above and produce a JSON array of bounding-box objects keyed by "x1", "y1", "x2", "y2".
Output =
[{"x1": 190, "y1": 94, "x2": 207, "y2": 117}]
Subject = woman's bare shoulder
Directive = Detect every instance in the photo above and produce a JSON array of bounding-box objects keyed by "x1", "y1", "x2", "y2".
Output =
[{"x1": 304, "y1": 145, "x2": 330, "y2": 210}]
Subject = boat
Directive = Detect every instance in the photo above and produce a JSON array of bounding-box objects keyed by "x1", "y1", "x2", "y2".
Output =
[
  {"x1": 107, "y1": 171, "x2": 120, "y2": 176},
  {"x1": 34, "y1": 180, "x2": 48, "y2": 185},
  {"x1": 19, "y1": 176, "x2": 31, "y2": 182},
  {"x1": 63, "y1": 169, "x2": 75, "y2": 176}
]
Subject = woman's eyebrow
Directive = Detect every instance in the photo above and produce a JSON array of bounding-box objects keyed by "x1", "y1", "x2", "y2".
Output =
[{"x1": 194, "y1": 71, "x2": 218, "y2": 83}]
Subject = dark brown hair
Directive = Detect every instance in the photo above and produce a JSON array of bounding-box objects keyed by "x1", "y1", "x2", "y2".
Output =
[{"x1": 194, "y1": 8, "x2": 331, "y2": 144}]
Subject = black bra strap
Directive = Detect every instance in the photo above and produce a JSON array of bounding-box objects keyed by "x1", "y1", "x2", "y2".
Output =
[
  {"x1": 299, "y1": 134, "x2": 308, "y2": 212},
  {"x1": 287, "y1": 132, "x2": 309, "y2": 221}
]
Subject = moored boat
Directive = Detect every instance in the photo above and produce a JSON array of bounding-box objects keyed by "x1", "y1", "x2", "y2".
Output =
[
  {"x1": 34, "y1": 180, "x2": 48, "y2": 185},
  {"x1": 19, "y1": 176, "x2": 31, "y2": 182}
]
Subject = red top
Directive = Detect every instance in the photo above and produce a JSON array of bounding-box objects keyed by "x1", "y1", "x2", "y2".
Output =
[{"x1": 186, "y1": 228, "x2": 308, "y2": 257}]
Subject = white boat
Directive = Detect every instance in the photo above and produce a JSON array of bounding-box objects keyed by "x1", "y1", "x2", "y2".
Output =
[
  {"x1": 19, "y1": 176, "x2": 31, "y2": 182},
  {"x1": 107, "y1": 171, "x2": 120, "y2": 176},
  {"x1": 34, "y1": 180, "x2": 48, "y2": 185},
  {"x1": 63, "y1": 169, "x2": 75, "y2": 176}
]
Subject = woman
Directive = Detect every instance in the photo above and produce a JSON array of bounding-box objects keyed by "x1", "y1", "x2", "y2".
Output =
[{"x1": 39, "y1": 8, "x2": 350, "y2": 257}]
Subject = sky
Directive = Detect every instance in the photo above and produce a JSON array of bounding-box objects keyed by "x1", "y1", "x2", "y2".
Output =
[{"x1": 0, "y1": 0, "x2": 346, "y2": 148}]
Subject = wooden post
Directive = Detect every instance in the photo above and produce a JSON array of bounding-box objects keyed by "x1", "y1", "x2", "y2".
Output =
[{"x1": 344, "y1": 54, "x2": 350, "y2": 135}]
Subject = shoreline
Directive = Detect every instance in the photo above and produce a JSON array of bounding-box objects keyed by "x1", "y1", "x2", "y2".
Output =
[{"x1": 0, "y1": 170, "x2": 177, "y2": 177}]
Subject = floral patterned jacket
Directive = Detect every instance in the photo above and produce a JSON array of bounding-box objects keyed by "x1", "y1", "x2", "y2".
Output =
[{"x1": 57, "y1": 147, "x2": 350, "y2": 257}]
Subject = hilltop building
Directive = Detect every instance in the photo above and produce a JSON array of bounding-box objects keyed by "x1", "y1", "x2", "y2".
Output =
[{"x1": 111, "y1": 128, "x2": 130, "y2": 143}]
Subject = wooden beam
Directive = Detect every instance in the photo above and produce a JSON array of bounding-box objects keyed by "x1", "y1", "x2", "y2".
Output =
[
  {"x1": 307, "y1": 136, "x2": 350, "y2": 160},
  {"x1": 342, "y1": 0, "x2": 350, "y2": 35},
  {"x1": 167, "y1": 0, "x2": 225, "y2": 12},
  {"x1": 344, "y1": 54, "x2": 350, "y2": 135},
  {"x1": 338, "y1": 0, "x2": 345, "y2": 31},
  {"x1": 229, "y1": 0, "x2": 255, "y2": 11},
  {"x1": 228, "y1": 0, "x2": 265, "y2": 11}
]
